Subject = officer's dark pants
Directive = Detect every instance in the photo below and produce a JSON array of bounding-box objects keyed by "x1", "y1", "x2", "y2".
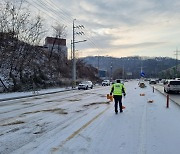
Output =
[{"x1": 113, "y1": 95, "x2": 123, "y2": 113}]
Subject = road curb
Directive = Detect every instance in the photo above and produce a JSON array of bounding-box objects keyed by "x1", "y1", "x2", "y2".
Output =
[
  {"x1": 0, "y1": 88, "x2": 75, "y2": 102},
  {"x1": 152, "y1": 85, "x2": 180, "y2": 106}
]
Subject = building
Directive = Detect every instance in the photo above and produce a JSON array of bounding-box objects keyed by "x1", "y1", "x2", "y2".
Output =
[
  {"x1": 98, "y1": 69, "x2": 107, "y2": 80},
  {"x1": 44, "y1": 37, "x2": 68, "y2": 59}
]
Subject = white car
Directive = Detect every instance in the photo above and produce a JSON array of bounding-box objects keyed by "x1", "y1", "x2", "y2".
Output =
[
  {"x1": 149, "y1": 79, "x2": 157, "y2": 84},
  {"x1": 164, "y1": 80, "x2": 180, "y2": 93},
  {"x1": 78, "y1": 81, "x2": 93, "y2": 90},
  {"x1": 102, "y1": 80, "x2": 110, "y2": 86}
]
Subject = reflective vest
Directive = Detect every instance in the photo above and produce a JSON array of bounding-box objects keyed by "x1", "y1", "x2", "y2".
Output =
[{"x1": 111, "y1": 83, "x2": 125, "y2": 96}]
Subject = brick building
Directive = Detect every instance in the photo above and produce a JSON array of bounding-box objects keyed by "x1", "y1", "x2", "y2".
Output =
[{"x1": 44, "y1": 37, "x2": 68, "y2": 58}]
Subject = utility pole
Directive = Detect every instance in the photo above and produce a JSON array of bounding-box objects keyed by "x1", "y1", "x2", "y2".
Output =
[
  {"x1": 71, "y1": 40, "x2": 73, "y2": 60},
  {"x1": 72, "y1": 19, "x2": 86, "y2": 88},
  {"x1": 174, "y1": 49, "x2": 180, "y2": 78},
  {"x1": 122, "y1": 64, "x2": 124, "y2": 79},
  {"x1": 72, "y1": 19, "x2": 76, "y2": 88},
  {"x1": 110, "y1": 61, "x2": 113, "y2": 81},
  {"x1": 97, "y1": 55, "x2": 100, "y2": 77}
]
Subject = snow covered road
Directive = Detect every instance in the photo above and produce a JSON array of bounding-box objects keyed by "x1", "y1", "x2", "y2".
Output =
[{"x1": 1, "y1": 81, "x2": 180, "y2": 154}]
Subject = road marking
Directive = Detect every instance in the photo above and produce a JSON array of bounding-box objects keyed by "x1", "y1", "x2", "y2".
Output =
[
  {"x1": 137, "y1": 99, "x2": 147, "y2": 154},
  {"x1": 51, "y1": 106, "x2": 110, "y2": 153}
]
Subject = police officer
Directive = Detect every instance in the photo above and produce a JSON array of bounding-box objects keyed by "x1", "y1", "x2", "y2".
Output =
[{"x1": 110, "y1": 79, "x2": 126, "y2": 114}]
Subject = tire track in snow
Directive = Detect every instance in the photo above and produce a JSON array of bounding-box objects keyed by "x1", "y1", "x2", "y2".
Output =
[
  {"x1": 137, "y1": 98, "x2": 147, "y2": 154},
  {"x1": 51, "y1": 106, "x2": 111, "y2": 153},
  {"x1": 0, "y1": 90, "x2": 93, "y2": 123}
]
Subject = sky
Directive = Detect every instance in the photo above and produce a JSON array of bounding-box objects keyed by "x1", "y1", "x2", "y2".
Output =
[{"x1": 19, "y1": 0, "x2": 180, "y2": 58}]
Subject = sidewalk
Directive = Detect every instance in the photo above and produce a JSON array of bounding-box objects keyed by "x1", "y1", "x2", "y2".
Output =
[{"x1": 0, "y1": 87, "x2": 72, "y2": 102}]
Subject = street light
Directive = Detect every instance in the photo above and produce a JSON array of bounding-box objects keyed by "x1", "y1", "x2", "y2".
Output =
[{"x1": 74, "y1": 40, "x2": 87, "y2": 44}]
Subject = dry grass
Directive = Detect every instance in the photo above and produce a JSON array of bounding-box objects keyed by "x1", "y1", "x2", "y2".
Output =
[
  {"x1": 76, "y1": 110, "x2": 84, "y2": 113},
  {"x1": 23, "y1": 108, "x2": 68, "y2": 115},
  {"x1": 1, "y1": 121, "x2": 25, "y2": 126},
  {"x1": 83, "y1": 101, "x2": 110, "y2": 107},
  {"x1": 98, "y1": 94, "x2": 106, "y2": 97},
  {"x1": 68, "y1": 99, "x2": 81, "y2": 101},
  {"x1": 43, "y1": 108, "x2": 68, "y2": 114}
]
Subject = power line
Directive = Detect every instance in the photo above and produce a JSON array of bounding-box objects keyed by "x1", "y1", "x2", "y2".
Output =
[
  {"x1": 38, "y1": 0, "x2": 73, "y2": 24},
  {"x1": 33, "y1": 0, "x2": 106, "y2": 56},
  {"x1": 25, "y1": 0, "x2": 106, "y2": 57},
  {"x1": 43, "y1": 0, "x2": 74, "y2": 21},
  {"x1": 25, "y1": 0, "x2": 72, "y2": 27}
]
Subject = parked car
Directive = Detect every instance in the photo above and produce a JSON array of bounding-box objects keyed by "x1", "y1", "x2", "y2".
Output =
[
  {"x1": 102, "y1": 80, "x2": 110, "y2": 86},
  {"x1": 149, "y1": 79, "x2": 157, "y2": 84},
  {"x1": 164, "y1": 80, "x2": 180, "y2": 93},
  {"x1": 78, "y1": 81, "x2": 93, "y2": 90}
]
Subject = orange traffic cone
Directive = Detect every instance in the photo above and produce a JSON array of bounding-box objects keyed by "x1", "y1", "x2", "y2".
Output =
[{"x1": 107, "y1": 94, "x2": 113, "y2": 101}]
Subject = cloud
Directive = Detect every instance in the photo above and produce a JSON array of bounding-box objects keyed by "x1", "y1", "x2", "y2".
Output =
[
  {"x1": 112, "y1": 42, "x2": 167, "y2": 49},
  {"x1": 27, "y1": 0, "x2": 180, "y2": 58}
]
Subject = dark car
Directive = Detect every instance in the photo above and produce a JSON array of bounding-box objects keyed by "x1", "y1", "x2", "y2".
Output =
[{"x1": 149, "y1": 80, "x2": 157, "y2": 84}]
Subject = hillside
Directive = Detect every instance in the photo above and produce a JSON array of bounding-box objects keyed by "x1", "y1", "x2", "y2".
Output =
[{"x1": 81, "y1": 56, "x2": 179, "y2": 79}]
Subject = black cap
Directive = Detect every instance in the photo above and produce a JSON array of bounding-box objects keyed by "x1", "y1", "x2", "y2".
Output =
[{"x1": 116, "y1": 79, "x2": 121, "y2": 83}]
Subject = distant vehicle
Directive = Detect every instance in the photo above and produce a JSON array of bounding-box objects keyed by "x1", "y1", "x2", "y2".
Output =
[
  {"x1": 149, "y1": 79, "x2": 157, "y2": 84},
  {"x1": 144, "y1": 78, "x2": 150, "y2": 81},
  {"x1": 78, "y1": 81, "x2": 93, "y2": 90},
  {"x1": 116, "y1": 79, "x2": 124, "y2": 84},
  {"x1": 164, "y1": 80, "x2": 180, "y2": 93},
  {"x1": 161, "y1": 79, "x2": 166, "y2": 84},
  {"x1": 102, "y1": 80, "x2": 110, "y2": 86},
  {"x1": 139, "y1": 82, "x2": 146, "y2": 88}
]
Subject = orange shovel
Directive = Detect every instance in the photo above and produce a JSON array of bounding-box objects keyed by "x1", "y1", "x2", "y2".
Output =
[{"x1": 107, "y1": 94, "x2": 113, "y2": 101}]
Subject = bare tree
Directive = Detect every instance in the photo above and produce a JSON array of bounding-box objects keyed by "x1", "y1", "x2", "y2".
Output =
[
  {"x1": 47, "y1": 23, "x2": 68, "y2": 79},
  {"x1": 0, "y1": 0, "x2": 45, "y2": 91},
  {"x1": 52, "y1": 23, "x2": 67, "y2": 38}
]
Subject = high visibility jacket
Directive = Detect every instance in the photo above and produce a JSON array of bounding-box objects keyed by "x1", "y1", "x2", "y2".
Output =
[{"x1": 111, "y1": 83, "x2": 125, "y2": 96}]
